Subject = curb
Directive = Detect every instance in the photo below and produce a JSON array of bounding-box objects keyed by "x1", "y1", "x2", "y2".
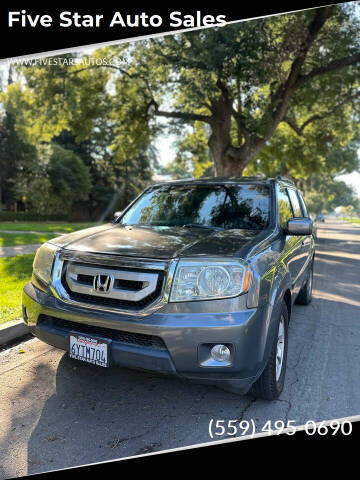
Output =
[{"x1": 0, "y1": 319, "x2": 29, "y2": 346}]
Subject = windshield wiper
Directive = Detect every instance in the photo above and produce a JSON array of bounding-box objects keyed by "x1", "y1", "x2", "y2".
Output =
[{"x1": 182, "y1": 223, "x2": 224, "y2": 231}]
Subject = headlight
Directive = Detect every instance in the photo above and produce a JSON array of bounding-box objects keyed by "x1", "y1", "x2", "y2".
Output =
[
  {"x1": 170, "y1": 258, "x2": 251, "y2": 302},
  {"x1": 33, "y1": 243, "x2": 58, "y2": 285}
]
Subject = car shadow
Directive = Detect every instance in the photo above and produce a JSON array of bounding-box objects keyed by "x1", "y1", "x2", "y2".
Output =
[{"x1": 23, "y1": 350, "x2": 254, "y2": 475}]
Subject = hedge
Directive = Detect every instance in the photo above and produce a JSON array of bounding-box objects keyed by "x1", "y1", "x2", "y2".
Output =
[{"x1": 0, "y1": 211, "x2": 68, "y2": 222}]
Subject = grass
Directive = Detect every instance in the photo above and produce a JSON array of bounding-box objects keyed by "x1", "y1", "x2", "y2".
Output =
[
  {"x1": 0, "y1": 222, "x2": 102, "y2": 247},
  {"x1": 0, "y1": 232, "x2": 55, "y2": 247},
  {"x1": 0, "y1": 221, "x2": 98, "y2": 233},
  {"x1": 0, "y1": 253, "x2": 35, "y2": 324},
  {"x1": 0, "y1": 221, "x2": 101, "y2": 322},
  {"x1": 341, "y1": 217, "x2": 360, "y2": 225}
]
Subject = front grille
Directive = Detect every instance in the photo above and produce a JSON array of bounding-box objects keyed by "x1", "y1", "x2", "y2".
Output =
[
  {"x1": 77, "y1": 274, "x2": 144, "y2": 291},
  {"x1": 62, "y1": 261, "x2": 165, "y2": 311},
  {"x1": 38, "y1": 315, "x2": 167, "y2": 351}
]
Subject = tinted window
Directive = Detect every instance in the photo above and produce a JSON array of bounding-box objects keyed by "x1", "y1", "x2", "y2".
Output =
[
  {"x1": 221, "y1": 185, "x2": 270, "y2": 230},
  {"x1": 121, "y1": 184, "x2": 270, "y2": 230},
  {"x1": 278, "y1": 188, "x2": 293, "y2": 227},
  {"x1": 287, "y1": 189, "x2": 302, "y2": 217}
]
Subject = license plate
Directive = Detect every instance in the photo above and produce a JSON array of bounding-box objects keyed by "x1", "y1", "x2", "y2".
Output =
[{"x1": 69, "y1": 334, "x2": 109, "y2": 368}]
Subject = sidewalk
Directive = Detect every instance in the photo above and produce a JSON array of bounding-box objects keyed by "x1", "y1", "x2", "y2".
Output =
[
  {"x1": 0, "y1": 229, "x2": 61, "y2": 235},
  {"x1": 0, "y1": 244, "x2": 40, "y2": 257}
]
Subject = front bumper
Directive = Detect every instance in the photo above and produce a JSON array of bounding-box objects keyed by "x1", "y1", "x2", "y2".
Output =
[{"x1": 22, "y1": 282, "x2": 269, "y2": 393}]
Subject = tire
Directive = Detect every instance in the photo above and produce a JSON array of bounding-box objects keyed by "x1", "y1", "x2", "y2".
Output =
[
  {"x1": 251, "y1": 302, "x2": 288, "y2": 400},
  {"x1": 296, "y1": 262, "x2": 313, "y2": 305}
]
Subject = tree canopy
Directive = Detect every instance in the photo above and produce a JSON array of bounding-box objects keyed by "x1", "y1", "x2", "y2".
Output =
[
  {"x1": 146, "y1": 4, "x2": 360, "y2": 175},
  {"x1": 0, "y1": 4, "x2": 359, "y2": 219}
]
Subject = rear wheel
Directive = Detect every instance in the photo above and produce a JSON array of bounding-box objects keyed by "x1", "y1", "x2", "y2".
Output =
[
  {"x1": 251, "y1": 302, "x2": 288, "y2": 400},
  {"x1": 296, "y1": 263, "x2": 313, "y2": 305}
]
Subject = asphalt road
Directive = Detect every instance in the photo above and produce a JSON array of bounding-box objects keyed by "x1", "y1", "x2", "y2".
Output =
[{"x1": 1, "y1": 220, "x2": 360, "y2": 478}]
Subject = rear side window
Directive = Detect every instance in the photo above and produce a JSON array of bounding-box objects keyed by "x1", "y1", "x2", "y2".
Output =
[
  {"x1": 287, "y1": 189, "x2": 302, "y2": 217},
  {"x1": 277, "y1": 188, "x2": 293, "y2": 227}
]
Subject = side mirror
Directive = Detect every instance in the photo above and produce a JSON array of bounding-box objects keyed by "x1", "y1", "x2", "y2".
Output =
[
  {"x1": 286, "y1": 217, "x2": 313, "y2": 236},
  {"x1": 112, "y1": 211, "x2": 123, "y2": 223}
]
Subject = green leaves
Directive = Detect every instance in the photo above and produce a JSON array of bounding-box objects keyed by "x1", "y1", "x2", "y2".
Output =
[
  {"x1": 167, "y1": 122, "x2": 212, "y2": 178},
  {"x1": 1, "y1": 4, "x2": 359, "y2": 215},
  {"x1": 48, "y1": 144, "x2": 91, "y2": 205}
]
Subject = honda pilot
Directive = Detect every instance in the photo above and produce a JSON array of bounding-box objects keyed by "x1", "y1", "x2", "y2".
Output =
[{"x1": 22, "y1": 177, "x2": 315, "y2": 400}]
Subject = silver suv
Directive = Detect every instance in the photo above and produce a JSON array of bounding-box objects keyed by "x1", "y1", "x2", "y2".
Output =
[{"x1": 22, "y1": 177, "x2": 315, "y2": 400}]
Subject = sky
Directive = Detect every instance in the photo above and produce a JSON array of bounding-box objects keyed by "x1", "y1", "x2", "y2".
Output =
[{"x1": 337, "y1": 170, "x2": 360, "y2": 197}]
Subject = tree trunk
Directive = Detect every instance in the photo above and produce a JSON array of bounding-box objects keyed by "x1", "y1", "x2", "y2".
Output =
[
  {"x1": 208, "y1": 96, "x2": 253, "y2": 177},
  {"x1": 210, "y1": 146, "x2": 249, "y2": 177}
]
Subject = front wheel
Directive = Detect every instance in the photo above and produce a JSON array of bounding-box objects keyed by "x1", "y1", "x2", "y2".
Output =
[{"x1": 251, "y1": 302, "x2": 288, "y2": 400}]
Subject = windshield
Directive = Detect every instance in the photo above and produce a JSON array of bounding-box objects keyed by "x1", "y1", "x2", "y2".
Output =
[{"x1": 120, "y1": 184, "x2": 270, "y2": 230}]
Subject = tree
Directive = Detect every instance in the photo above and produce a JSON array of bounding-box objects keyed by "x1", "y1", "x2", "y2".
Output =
[
  {"x1": 52, "y1": 130, "x2": 116, "y2": 219},
  {"x1": 47, "y1": 144, "x2": 91, "y2": 214},
  {"x1": 0, "y1": 109, "x2": 38, "y2": 211},
  {"x1": 303, "y1": 174, "x2": 359, "y2": 214},
  {"x1": 339, "y1": 204, "x2": 358, "y2": 217},
  {"x1": 2, "y1": 49, "x2": 159, "y2": 218},
  {"x1": 3, "y1": 5, "x2": 360, "y2": 188},
  {"x1": 146, "y1": 4, "x2": 360, "y2": 176},
  {"x1": 166, "y1": 122, "x2": 212, "y2": 179},
  {"x1": 243, "y1": 123, "x2": 360, "y2": 182},
  {"x1": 11, "y1": 143, "x2": 90, "y2": 216}
]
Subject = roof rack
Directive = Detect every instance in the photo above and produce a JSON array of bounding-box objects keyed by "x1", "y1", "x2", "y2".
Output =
[{"x1": 275, "y1": 175, "x2": 295, "y2": 184}]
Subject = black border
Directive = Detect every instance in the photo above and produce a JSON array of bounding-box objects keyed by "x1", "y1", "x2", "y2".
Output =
[{"x1": 1, "y1": 2, "x2": 341, "y2": 59}]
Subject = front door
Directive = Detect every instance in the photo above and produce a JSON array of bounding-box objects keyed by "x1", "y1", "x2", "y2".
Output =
[{"x1": 277, "y1": 186, "x2": 304, "y2": 292}]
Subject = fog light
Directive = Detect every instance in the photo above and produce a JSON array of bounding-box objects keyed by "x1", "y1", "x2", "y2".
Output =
[{"x1": 211, "y1": 344, "x2": 231, "y2": 362}]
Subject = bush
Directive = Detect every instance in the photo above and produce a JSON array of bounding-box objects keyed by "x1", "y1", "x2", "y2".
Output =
[{"x1": 12, "y1": 144, "x2": 91, "y2": 218}]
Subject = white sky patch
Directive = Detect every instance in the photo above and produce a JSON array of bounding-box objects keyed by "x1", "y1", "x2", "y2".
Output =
[
  {"x1": 337, "y1": 170, "x2": 360, "y2": 198},
  {"x1": 155, "y1": 134, "x2": 176, "y2": 167}
]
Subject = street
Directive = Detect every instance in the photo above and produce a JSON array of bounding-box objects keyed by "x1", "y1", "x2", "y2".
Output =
[{"x1": 1, "y1": 220, "x2": 360, "y2": 478}]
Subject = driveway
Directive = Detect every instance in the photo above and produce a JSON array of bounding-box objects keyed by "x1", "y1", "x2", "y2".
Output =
[{"x1": 1, "y1": 220, "x2": 359, "y2": 478}]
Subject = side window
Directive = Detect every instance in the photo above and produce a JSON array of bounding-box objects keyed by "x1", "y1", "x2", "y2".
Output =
[
  {"x1": 297, "y1": 191, "x2": 308, "y2": 217},
  {"x1": 277, "y1": 188, "x2": 293, "y2": 227},
  {"x1": 287, "y1": 189, "x2": 302, "y2": 217}
]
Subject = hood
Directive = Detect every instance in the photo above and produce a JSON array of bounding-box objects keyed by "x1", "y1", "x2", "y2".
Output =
[{"x1": 50, "y1": 223, "x2": 262, "y2": 259}]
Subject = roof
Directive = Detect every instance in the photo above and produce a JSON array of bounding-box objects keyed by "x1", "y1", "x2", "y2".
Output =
[{"x1": 151, "y1": 176, "x2": 295, "y2": 188}]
